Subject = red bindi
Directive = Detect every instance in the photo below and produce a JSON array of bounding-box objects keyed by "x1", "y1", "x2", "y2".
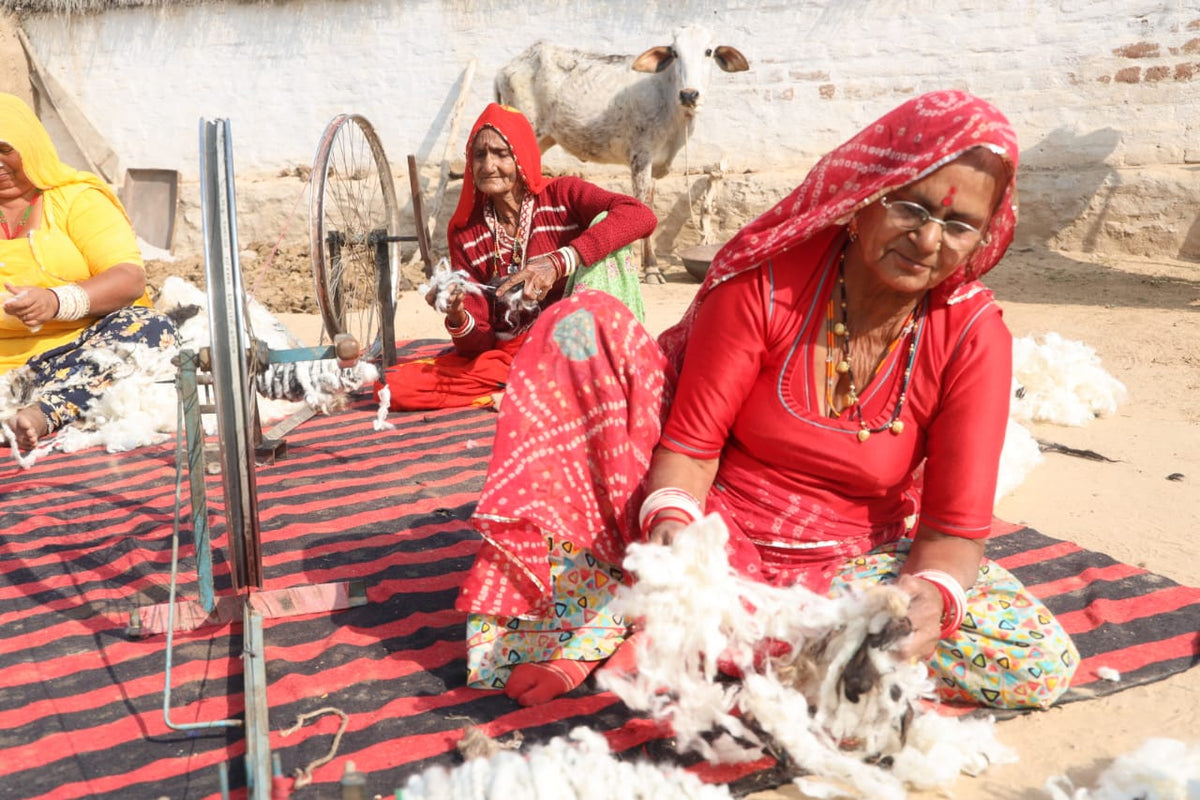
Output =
[{"x1": 941, "y1": 186, "x2": 957, "y2": 207}]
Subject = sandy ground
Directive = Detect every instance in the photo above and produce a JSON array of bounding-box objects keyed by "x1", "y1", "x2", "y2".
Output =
[{"x1": 265, "y1": 246, "x2": 1200, "y2": 799}]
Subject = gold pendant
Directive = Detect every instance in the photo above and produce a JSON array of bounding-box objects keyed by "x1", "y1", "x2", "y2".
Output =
[
  {"x1": 836, "y1": 360, "x2": 850, "y2": 374},
  {"x1": 857, "y1": 429, "x2": 871, "y2": 442},
  {"x1": 889, "y1": 420, "x2": 905, "y2": 435},
  {"x1": 833, "y1": 322, "x2": 847, "y2": 337}
]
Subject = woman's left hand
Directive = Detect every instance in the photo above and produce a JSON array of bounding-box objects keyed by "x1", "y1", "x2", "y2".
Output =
[
  {"x1": 3, "y1": 283, "x2": 56, "y2": 330},
  {"x1": 895, "y1": 573, "x2": 945, "y2": 660},
  {"x1": 494, "y1": 250, "x2": 570, "y2": 304}
]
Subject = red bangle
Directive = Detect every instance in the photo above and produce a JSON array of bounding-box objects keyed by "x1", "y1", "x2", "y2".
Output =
[
  {"x1": 445, "y1": 312, "x2": 474, "y2": 337},
  {"x1": 913, "y1": 570, "x2": 966, "y2": 639},
  {"x1": 640, "y1": 508, "x2": 696, "y2": 540}
]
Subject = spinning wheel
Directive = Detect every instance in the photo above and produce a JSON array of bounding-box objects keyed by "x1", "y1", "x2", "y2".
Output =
[{"x1": 309, "y1": 114, "x2": 402, "y2": 362}]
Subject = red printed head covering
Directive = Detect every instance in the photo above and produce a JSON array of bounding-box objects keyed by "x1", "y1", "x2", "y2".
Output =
[
  {"x1": 447, "y1": 103, "x2": 546, "y2": 243},
  {"x1": 659, "y1": 90, "x2": 1019, "y2": 366}
]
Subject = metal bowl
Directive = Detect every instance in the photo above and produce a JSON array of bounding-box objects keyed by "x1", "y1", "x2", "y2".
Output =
[{"x1": 678, "y1": 242, "x2": 724, "y2": 282}]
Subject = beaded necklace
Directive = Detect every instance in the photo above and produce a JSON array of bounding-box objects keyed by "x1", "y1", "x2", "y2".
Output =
[
  {"x1": 484, "y1": 192, "x2": 534, "y2": 276},
  {"x1": 825, "y1": 253, "x2": 924, "y2": 442},
  {"x1": 0, "y1": 190, "x2": 41, "y2": 240}
]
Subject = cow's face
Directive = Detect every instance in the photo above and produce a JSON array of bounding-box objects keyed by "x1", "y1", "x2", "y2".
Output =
[{"x1": 631, "y1": 25, "x2": 750, "y2": 116}]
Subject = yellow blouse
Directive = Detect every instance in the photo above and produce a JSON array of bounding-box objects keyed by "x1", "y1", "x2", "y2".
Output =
[{"x1": 0, "y1": 183, "x2": 149, "y2": 373}]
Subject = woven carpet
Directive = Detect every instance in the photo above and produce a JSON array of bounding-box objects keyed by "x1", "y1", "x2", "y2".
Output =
[{"x1": 2, "y1": 344, "x2": 1198, "y2": 799}]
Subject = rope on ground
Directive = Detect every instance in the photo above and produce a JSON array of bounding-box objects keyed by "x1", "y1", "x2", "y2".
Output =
[{"x1": 279, "y1": 705, "x2": 350, "y2": 788}]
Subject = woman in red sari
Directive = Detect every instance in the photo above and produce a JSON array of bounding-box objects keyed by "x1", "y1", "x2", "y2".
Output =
[
  {"x1": 457, "y1": 91, "x2": 1079, "y2": 708},
  {"x1": 377, "y1": 104, "x2": 655, "y2": 410}
]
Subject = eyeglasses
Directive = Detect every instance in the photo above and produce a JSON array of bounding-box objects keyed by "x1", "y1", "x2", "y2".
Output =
[{"x1": 879, "y1": 197, "x2": 987, "y2": 251}]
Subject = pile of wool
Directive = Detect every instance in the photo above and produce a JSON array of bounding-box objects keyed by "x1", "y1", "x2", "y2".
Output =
[
  {"x1": 0, "y1": 337, "x2": 180, "y2": 466},
  {"x1": 599, "y1": 514, "x2": 1015, "y2": 800},
  {"x1": 994, "y1": 332, "x2": 1126, "y2": 501},
  {"x1": 995, "y1": 415, "x2": 1043, "y2": 503},
  {"x1": 1011, "y1": 332, "x2": 1127, "y2": 427},
  {"x1": 397, "y1": 726, "x2": 734, "y2": 800},
  {"x1": 1045, "y1": 737, "x2": 1200, "y2": 799}
]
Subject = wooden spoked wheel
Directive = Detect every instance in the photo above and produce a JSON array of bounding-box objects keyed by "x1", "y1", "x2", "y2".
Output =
[{"x1": 309, "y1": 113, "x2": 401, "y2": 360}]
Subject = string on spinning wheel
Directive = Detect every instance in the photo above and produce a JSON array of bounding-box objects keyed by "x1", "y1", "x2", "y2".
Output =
[{"x1": 248, "y1": 173, "x2": 313, "y2": 301}]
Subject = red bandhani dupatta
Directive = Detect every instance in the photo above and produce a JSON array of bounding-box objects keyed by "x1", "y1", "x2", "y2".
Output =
[
  {"x1": 658, "y1": 90, "x2": 1020, "y2": 371},
  {"x1": 456, "y1": 293, "x2": 673, "y2": 617}
]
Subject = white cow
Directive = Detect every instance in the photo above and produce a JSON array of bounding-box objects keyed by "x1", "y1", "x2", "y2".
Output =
[{"x1": 494, "y1": 26, "x2": 749, "y2": 282}]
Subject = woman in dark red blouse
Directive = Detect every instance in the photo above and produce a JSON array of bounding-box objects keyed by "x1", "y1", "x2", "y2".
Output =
[{"x1": 377, "y1": 103, "x2": 655, "y2": 410}]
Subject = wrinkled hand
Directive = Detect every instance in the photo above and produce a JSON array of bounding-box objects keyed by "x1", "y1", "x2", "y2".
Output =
[
  {"x1": 3, "y1": 283, "x2": 56, "y2": 330},
  {"x1": 895, "y1": 573, "x2": 944, "y2": 660},
  {"x1": 494, "y1": 254, "x2": 560, "y2": 304},
  {"x1": 426, "y1": 281, "x2": 467, "y2": 326}
]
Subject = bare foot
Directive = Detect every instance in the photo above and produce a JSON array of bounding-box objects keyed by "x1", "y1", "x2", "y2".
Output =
[{"x1": 6, "y1": 406, "x2": 48, "y2": 451}]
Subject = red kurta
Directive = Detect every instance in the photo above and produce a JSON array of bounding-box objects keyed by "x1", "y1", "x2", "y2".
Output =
[{"x1": 662, "y1": 229, "x2": 1012, "y2": 588}]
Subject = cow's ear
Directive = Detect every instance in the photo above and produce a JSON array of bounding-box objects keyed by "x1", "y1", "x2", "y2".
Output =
[
  {"x1": 714, "y1": 46, "x2": 750, "y2": 73},
  {"x1": 632, "y1": 45, "x2": 675, "y2": 73}
]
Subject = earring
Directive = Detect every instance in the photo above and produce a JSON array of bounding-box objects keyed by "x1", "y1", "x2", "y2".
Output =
[{"x1": 847, "y1": 216, "x2": 859, "y2": 242}]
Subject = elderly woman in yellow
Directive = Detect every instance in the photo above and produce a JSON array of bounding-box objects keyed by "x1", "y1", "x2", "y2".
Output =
[{"x1": 0, "y1": 93, "x2": 177, "y2": 452}]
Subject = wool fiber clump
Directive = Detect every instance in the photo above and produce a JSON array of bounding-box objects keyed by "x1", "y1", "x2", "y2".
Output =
[
  {"x1": 599, "y1": 514, "x2": 1015, "y2": 800},
  {"x1": 1011, "y1": 332, "x2": 1126, "y2": 427},
  {"x1": 1044, "y1": 737, "x2": 1200, "y2": 800},
  {"x1": 399, "y1": 726, "x2": 734, "y2": 800}
]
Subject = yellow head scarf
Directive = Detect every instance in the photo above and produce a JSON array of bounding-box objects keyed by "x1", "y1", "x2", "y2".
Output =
[{"x1": 0, "y1": 92, "x2": 129, "y2": 221}]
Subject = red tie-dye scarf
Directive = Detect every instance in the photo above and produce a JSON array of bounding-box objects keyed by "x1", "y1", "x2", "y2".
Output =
[{"x1": 658, "y1": 90, "x2": 1019, "y2": 371}]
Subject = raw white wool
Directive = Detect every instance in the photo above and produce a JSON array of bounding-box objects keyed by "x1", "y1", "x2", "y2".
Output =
[
  {"x1": 419, "y1": 258, "x2": 485, "y2": 314},
  {"x1": 599, "y1": 514, "x2": 1013, "y2": 799},
  {"x1": 1095, "y1": 666, "x2": 1121, "y2": 682},
  {"x1": 419, "y1": 257, "x2": 536, "y2": 331},
  {"x1": 1011, "y1": 333, "x2": 1127, "y2": 427},
  {"x1": 0, "y1": 339, "x2": 180, "y2": 468},
  {"x1": 996, "y1": 416, "x2": 1043, "y2": 503},
  {"x1": 1044, "y1": 738, "x2": 1200, "y2": 800},
  {"x1": 0, "y1": 277, "x2": 374, "y2": 468},
  {"x1": 155, "y1": 275, "x2": 300, "y2": 352},
  {"x1": 399, "y1": 726, "x2": 734, "y2": 800},
  {"x1": 890, "y1": 712, "x2": 1017, "y2": 788},
  {"x1": 155, "y1": 276, "x2": 378, "y2": 416},
  {"x1": 374, "y1": 385, "x2": 396, "y2": 431}
]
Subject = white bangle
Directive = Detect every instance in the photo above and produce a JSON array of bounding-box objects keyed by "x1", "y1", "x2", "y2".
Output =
[
  {"x1": 638, "y1": 487, "x2": 704, "y2": 534},
  {"x1": 51, "y1": 284, "x2": 91, "y2": 321},
  {"x1": 911, "y1": 569, "x2": 968, "y2": 638},
  {"x1": 558, "y1": 246, "x2": 580, "y2": 277}
]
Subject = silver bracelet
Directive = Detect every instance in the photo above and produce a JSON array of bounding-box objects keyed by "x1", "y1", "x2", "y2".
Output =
[{"x1": 51, "y1": 284, "x2": 92, "y2": 321}]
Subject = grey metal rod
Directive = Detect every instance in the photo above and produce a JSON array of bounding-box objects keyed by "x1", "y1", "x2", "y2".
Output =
[{"x1": 199, "y1": 117, "x2": 263, "y2": 592}]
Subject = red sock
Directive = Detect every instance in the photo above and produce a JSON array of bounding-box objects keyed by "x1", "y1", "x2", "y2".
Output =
[
  {"x1": 504, "y1": 659, "x2": 598, "y2": 706},
  {"x1": 598, "y1": 632, "x2": 643, "y2": 680}
]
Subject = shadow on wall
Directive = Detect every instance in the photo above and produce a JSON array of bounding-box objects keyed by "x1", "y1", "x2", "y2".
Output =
[
  {"x1": 1017, "y1": 127, "x2": 1121, "y2": 250},
  {"x1": 1179, "y1": 165, "x2": 1200, "y2": 262}
]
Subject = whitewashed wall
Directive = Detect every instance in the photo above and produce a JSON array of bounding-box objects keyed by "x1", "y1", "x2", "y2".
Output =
[{"x1": 15, "y1": 0, "x2": 1200, "y2": 259}]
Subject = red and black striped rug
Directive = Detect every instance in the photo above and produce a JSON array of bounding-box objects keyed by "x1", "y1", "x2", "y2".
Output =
[{"x1": 2, "y1": 353, "x2": 1198, "y2": 799}]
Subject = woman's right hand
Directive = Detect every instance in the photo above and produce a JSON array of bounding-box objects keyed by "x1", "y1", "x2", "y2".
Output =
[
  {"x1": 3, "y1": 283, "x2": 55, "y2": 330},
  {"x1": 426, "y1": 282, "x2": 467, "y2": 327}
]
